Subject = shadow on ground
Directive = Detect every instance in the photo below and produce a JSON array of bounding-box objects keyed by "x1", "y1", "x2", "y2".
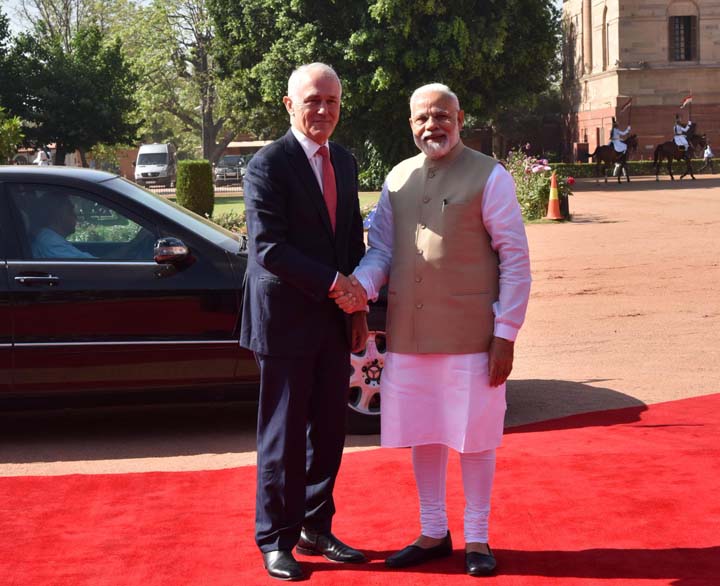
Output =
[
  {"x1": 0, "y1": 379, "x2": 648, "y2": 465},
  {"x1": 505, "y1": 378, "x2": 647, "y2": 432}
]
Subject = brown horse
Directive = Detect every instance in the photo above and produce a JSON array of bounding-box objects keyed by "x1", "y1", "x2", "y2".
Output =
[
  {"x1": 588, "y1": 134, "x2": 639, "y2": 183},
  {"x1": 653, "y1": 124, "x2": 707, "y2": 181}
]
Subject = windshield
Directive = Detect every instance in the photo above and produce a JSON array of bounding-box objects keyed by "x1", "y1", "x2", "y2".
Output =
[
  {"x1": 218, "y1": 156, "x2": 244, "y2": 167},
  {"x1": 103, "y1": 177, "x2": 243, "y2": 251},
  {"x1": 138, "y1": 153, "x2": 168, "y2": 165}
]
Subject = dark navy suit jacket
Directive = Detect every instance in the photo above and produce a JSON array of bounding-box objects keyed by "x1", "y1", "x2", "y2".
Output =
[{"x1": 240, "y1": 129, "x2": 366, "y2": 356}]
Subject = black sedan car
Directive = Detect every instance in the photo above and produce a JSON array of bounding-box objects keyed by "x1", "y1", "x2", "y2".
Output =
[{"x1": 0, "y1": 167, "x2": 384, "y2": 433}]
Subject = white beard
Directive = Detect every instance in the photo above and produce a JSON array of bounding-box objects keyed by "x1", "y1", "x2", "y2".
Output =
[{"x1": 414, "y1": 134, "x2": 451, "y2": 159}]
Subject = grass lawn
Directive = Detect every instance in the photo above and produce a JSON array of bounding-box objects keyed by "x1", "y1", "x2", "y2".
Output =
[{"x1": 211, "y1": 192, "x2": 381, "y2": 217}]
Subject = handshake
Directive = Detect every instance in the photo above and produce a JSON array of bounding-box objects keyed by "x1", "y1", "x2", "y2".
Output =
[{"x1": 328, "y1": 273, "x2": 368, "y2": 314}]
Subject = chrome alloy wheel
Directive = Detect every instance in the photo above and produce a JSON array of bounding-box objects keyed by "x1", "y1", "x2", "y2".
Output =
[{"x1": 348, "y1": 331, "x2": 386, "y2": 420}]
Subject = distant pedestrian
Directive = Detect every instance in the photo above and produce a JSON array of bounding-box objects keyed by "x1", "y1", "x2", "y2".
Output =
[
  {"x1": 33, "y1": 148, "x2": 51, "y2": 166},
  {"x1": 699, "y1": 144, "x2": 714, "y2": 174}
]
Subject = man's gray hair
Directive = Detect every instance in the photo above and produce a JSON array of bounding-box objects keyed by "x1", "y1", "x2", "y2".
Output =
[
  {"x1": 287, "y1": 63, "x2": 342, "y2": 100},
  {"x1": 410, "y1": 83, "x2": 460, "y2": 109}
]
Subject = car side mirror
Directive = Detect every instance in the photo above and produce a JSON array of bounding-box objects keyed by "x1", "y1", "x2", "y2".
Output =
[{"x1": 154, "y1": 237, "x2": 189, "y2": 264}]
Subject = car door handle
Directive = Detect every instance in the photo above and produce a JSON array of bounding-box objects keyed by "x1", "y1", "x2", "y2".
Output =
[{"x1": 14, "y1": 274, "x2": 60, "y2": 286}]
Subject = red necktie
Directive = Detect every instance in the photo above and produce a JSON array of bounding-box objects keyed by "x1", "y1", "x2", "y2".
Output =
[{"x1": 317, "y1": 145, "x2": 337, "y2": 232}]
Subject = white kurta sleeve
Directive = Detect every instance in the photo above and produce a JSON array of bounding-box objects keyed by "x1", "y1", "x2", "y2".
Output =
[
  {"x1": 352, "y1": 181, "x2": 394, "y2": 302},
  {"x1": 482, "y1": 164, "x2": 532, "y2": 342}
]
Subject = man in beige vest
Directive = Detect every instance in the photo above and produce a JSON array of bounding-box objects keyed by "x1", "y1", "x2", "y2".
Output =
[{"x1": 331, "y1": 83, "x2": 531, "y2": 576}]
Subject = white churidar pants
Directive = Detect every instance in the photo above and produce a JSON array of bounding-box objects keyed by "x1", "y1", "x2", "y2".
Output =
[{"x1": 412, "y1": 444, "x2": 496, "y2": 543}]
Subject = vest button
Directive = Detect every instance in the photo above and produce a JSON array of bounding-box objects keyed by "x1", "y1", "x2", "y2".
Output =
[
  {"x1": 417, "y1": 249, "x2": 423, "y2": 255},
  {"x1": 428, "y1": 171, "x2": 436, "y2": 178},
  {"x1": 423, "y1": 196, "x2": 431, "y2": 204},
  {"x1": 415, "y1": 276, "x2": 422, "y2": 283},
  {"x1": 416, "y1": 303, "x2": 423, "y2": 309},
  {"x1": 421, "y1": 223, "x2": 427, "y2": 229}
]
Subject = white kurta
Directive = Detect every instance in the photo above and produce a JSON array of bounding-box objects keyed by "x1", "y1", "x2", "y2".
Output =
[{"x1": 354, "y1": 163, "x2": 531, "y2": 453}]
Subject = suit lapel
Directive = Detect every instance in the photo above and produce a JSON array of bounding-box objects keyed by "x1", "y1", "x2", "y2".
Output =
[{"x1": 283, "y1": 130, "x2": 334, "y2": 238}]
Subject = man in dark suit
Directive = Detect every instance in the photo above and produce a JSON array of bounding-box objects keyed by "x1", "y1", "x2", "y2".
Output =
[{"x1": 241, "y1": 62, "x2": 369, "y2": 581}]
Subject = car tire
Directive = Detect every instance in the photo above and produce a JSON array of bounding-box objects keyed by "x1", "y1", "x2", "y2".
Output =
[{"x1": 346, "y1": 330, "x2": 385, "y2": 435}]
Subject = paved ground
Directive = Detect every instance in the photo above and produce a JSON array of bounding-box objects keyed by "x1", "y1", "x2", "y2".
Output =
[{"x1": 1, "y1": 176, "x2": 719, "y2": 476}]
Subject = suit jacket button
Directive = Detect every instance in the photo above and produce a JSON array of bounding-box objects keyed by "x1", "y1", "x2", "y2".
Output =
[{"x1": 416, "y1": 303, "x2": 423, "y2": 309}]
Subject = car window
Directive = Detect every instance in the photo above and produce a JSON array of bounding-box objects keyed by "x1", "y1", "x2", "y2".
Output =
[
  {"x1": 138, "y1": 153, "x2": 168, "y2": 165},
  {"x1": 219, "y1": 156, "x2": 243, "y2": 166},
  {"x1": 8, "y1": 183, "x2": 156, "y2": 261},
  {"x1": 106, "y1": 177, "x2": 242, "y2": 249}
]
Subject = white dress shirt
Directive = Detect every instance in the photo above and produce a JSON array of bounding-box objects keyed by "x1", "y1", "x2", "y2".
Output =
[{"x1": 290, "y1": 126, "x2": 329, "y2": 193}]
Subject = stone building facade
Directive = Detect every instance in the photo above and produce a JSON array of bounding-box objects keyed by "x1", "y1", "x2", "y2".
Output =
[{"x1": 562, "y1": 0, "x2": 720, "y2": 161}]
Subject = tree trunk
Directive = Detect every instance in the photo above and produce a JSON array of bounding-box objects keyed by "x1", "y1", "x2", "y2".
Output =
[{"x1": 79, "y1": 148, "x2": 88, "y2": 167}]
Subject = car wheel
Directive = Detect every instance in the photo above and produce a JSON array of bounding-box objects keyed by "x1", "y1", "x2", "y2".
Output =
[{"x1": 347, "y1": 330, "x2": 385, "y2": 434}]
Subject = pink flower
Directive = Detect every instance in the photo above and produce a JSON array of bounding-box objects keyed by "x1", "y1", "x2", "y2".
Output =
[{"x1": 566, "y1": 176, "x2": 576, "y2": 186}]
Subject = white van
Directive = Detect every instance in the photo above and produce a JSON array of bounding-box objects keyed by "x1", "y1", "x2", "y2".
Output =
[{"x1": 134, "y1": 143, "x2": 177, "y2": 187}]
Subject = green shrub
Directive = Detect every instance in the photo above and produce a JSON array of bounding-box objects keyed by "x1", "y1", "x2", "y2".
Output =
[
  {"x1": 212, "y1": 209, "x2": 246, "y2": 234},
  {"x1": 176, "y1": 160, "x2": 214, "y2": 217},
  {"x1": 505, "y1": 150, "x2": 574, "y2": 221}
]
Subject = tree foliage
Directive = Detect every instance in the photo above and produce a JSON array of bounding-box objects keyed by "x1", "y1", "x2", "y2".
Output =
[
  {"x1": 0, "y1": 107, "x2": 24, "y2": 163},
  {"x1": 209, "y1": 0, "x2": 560, "y2": 185},
  {"x1": 8, "y1": 25, "x2": 139, "y2": 164},
  {"x1": 110, "y1": 0, "x2": 244, "y2": 163}
]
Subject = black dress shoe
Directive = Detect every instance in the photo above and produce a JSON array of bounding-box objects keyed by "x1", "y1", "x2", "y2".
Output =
[
  {"x1": 262, "y1": 550, "x2": 304, "y2": 581},
  {"x1": 385, "y1": 531, "x2": 453, "y2": 568},
  {"x1": 465, "y1": 547, "x2": 497, "y2": 577},
  {"x1": 296, "y1": 529, "x2": 366, "y2": 563}
]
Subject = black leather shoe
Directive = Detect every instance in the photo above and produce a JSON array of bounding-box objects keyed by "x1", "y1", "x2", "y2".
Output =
[
  {"x1": 296, "y1": 529, "x2": 366, "y2": 563},
  {"x1": 385, "y1": 531, "x2": 453, "y2": 568},
  {"x1": 262, "y1": 550, "x2": 304, "y2": 581},
  {"x1": 465, "y1": 547, "x2": 497, "y2": 577}
]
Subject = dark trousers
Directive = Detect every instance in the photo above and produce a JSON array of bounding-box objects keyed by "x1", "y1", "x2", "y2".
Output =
[
  {"x1": 254, "y1": 318, "x2": 350, "y2": 552},
  {"x1": 699, "y1": 157, "x2": 714, "y2": 173}
]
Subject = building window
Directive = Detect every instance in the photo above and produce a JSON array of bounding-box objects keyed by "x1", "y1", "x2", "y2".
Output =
[{"x1": 669, "y1": 16, "x2": 697, "y2": 61}]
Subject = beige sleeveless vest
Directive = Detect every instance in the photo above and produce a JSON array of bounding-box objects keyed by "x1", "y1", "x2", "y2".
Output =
[{"x1": 386, "y1": 141, "x2": 499, "y2": 354}]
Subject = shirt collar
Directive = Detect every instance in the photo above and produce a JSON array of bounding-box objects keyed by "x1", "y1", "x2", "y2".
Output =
[{"x1": 290, "y1": 127, "x2": 329, "y2": 160}]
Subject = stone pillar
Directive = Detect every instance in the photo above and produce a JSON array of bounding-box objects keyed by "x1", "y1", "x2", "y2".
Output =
[{"x1": 583, "y1": 0, "x2": 592, "y2": 75}]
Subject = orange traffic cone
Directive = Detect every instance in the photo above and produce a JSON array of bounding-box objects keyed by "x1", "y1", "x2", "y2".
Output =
[{"x1": 545, "y1": 172, "x2": 563, "y2": 220}]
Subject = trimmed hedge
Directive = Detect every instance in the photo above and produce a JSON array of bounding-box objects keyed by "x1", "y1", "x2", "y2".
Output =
[
  {"x1": 176, "y1": 160, "x2": 214, "y2": 217},
  {"x1": 550, "y1": 158, "x2": 714, "y2": 178}
]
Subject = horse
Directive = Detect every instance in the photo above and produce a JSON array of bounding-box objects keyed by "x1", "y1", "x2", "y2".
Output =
[
  {"x1": 588, "y1": 134, "x2": 639, "y2": 183},
  {"x1": 653, "y1": 123, "x2": 707, "y2": 181}
]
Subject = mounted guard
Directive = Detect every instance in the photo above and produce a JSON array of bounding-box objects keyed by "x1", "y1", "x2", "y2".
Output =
[
  {"x1": 608, "y1": 117, "x2": 631, "y2": 177},
  {"x1": 609, "y1": 117, "x2": 632, "y2": 155},
  {"x1": 673, "y1": 114, "x2": 692, "y2": 151}
]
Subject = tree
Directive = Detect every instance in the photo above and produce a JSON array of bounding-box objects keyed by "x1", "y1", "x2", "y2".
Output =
[
  {"x1": 114, "y1": 0, "x2": 244, "y2": 163},
  {"x1": 0, "y1": 107, "x2": 24, "y2": 163},
  {"x1": 209, "y1": 0, "x2": 560, "y2": 186},
  {"x1": 11, "y1": 25, "x2": 139, "y2": 164},
  {"x1": 209, "y1": 0, "x2": 363, "y2": 141}
]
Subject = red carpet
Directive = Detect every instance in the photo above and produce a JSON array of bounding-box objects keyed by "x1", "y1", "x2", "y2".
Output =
[{"x1": 2, "y1": 394, "x2": 719, "y2": 586}]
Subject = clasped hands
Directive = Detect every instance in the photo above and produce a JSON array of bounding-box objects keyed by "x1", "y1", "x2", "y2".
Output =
[
  {"x1": 329, "y1": 274, "x2": 369, "y2": 352},
  {"x1": 328, "y1": 273, "x2": 368, "y2": 314}
]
